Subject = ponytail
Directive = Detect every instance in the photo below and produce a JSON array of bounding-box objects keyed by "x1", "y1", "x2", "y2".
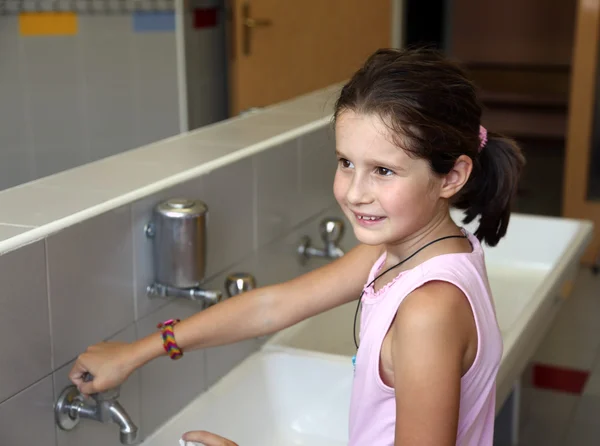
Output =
[{"x1": 453, "y1": 133, "x2": 526, "y2": 247}]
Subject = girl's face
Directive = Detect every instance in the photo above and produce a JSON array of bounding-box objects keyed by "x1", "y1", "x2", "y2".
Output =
[{"x1": 333, "y1": 111, "x2": 446, "y2": 248}]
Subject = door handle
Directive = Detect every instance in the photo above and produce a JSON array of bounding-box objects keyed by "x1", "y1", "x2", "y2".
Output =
[
  {"x1": 242, "y1": 2, "x2": 272, "y2": 56},
  {"x1": 244, "y1": 17, "x2": 272, "y2": 28}
]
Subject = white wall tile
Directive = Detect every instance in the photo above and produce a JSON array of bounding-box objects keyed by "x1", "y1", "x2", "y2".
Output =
[
  {"x1": 116, "y1": 137, "x2": 241, "y2": 179},
  {"x1": 23, "y1": 37, "x2": 88, "y2": 161},
  {"x1": 298, "y1": 125, "x2": 338, "y2": 219},
  {"x1": 34, "y1": 148, "x2": 91, "y2": 180},
  {"x1": 0, "y1": 376, "x2": 56, "y2": 446},
  {"x1": 131, "y1": 176, "x2": 205, "y2": 320},
  {"x1": 80, "y1": 16, "x2": 136, "y2": 161},
  {"x1": 0, "y1": 17, "x2": 35, "y2": 191},
  {"x1": 202, "y1": 158, "x2": 255, "y2": 278},
  {"x1": 204, "y1": 338, "x2": 260, "y2": 391},
  {"x1": 0, "y1": 150, "x2": 35, "y2": 191},
  {"x1": 47, "y1": 206, "x2": 134, "y2": 368},
  {"x1": 136, "y1": 302, "x2": 206, "y2": 438},
  {"x1": 0, "y1": 17, "x2": 29, "y2": 152},
  {"x1": 22, "y1": 34, "x2": 91, "y2": 181},
  {"x1": 255, "y1": 139, "x2": 303, "y2": 247},
  {"x1": 252, "y1": 204, "x2": 352, "y2": 289},
  {"x1": 0, "y1": 184, "x2": 116, "y2": 227},
  {"x1": 132, "y1": 33, "x2": 180, "y2": 147},
  {"x1": 0, "y1": 240, "x2": 51, "y2": 403},
  {"x1": 54, "y1": 326, "x2": 140, "y2": 446},
  {"x1": 39, "y1": 155, "x2": 190, "y2": 196}
]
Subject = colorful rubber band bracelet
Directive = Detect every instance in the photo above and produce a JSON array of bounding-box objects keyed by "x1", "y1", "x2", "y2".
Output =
[{"x1": 157, "y1": 318, "x2": 183, "y2": 360}]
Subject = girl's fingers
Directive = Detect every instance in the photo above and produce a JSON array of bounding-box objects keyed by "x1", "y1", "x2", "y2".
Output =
[{"x1": 181, "y1": 430, "x2": 238, "y2": 446}]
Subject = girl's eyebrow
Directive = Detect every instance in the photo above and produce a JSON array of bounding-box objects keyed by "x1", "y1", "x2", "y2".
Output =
[
  {"x1": 336, "y1": 150, "x2": 406, "y2": 170},
  {"x1": 369, "y1": 158, "x2": 407, "y2": 171}
]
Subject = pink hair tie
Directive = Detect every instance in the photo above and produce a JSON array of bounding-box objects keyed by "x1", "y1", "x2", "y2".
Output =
[{"x1": 478, "y1": 125, "x2": 488, "y2": 152}]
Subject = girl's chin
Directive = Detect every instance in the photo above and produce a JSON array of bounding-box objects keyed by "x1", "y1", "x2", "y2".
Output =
[{"x1": 351, "y1": 225, "x2": 390, "y2": 246}]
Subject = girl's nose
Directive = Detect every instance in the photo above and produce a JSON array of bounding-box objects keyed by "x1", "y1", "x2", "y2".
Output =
[{"x1": 346, "y1": 175, "x2": 373, "y2": 206}]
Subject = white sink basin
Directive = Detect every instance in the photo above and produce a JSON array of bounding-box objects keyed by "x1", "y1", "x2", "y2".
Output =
[{"x1": 141, "y1": 347, "x2": 353, "y2": 446}]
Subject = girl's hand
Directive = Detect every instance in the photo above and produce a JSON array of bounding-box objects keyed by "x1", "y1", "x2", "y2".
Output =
[
  {"x1": 69, "y1": 341, "x2": 137, "y2": 395},
  {"x1": 182, "y1": 430, "x2": 239, "y2": 446}
]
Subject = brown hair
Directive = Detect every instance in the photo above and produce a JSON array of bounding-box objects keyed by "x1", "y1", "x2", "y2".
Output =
[{"x1": 334, "y1": 47, "x2": 525, "y2": 247}]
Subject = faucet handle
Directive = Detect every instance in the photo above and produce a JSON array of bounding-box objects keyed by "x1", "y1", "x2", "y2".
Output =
[
  {"x1": 225, "y1": 272, "x2": 257, "y2": 297},
  {"x1": 82, "y1": 372, "x2": 120, "y2": 401},
  {"x1": 94, "y1": 386, "x2": 120, "y2": 402},
  {"x1": 319, "y1": 217, "x2": 345, "y2": 244}
]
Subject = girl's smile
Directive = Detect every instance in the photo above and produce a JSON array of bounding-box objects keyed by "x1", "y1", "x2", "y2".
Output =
[{"x1": 353, "y1": 211, "x2": 386, "y2": 226}]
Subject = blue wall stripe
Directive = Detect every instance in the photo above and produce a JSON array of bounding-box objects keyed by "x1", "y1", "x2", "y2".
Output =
[{"x1": 132, "y1": 11, "x2": 175, "y2": 32}]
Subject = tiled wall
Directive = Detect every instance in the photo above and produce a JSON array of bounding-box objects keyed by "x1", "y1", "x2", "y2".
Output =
[
  {"x1": 0, "y1": 123, "x2": 349, "y2": 446},
  {"x1": 0, "y1": 0, "x2": 228, "y2": 191}
]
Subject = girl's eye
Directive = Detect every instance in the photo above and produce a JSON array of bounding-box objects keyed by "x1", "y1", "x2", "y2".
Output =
[
  {"x1": 376, "y1": 167, "x2": 394, "y2": 176},
  {"x1": 338, "y1": 158, "x2": 353, "y2": 169}
]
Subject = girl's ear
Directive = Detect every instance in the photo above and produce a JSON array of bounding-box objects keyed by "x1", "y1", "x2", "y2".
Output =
[{"x1": 439, "y1": 155, "x2": 472, "y2": 199}]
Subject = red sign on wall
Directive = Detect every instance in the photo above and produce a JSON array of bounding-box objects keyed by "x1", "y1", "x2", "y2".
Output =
[{"x1": 193, "y1": 8, "x2": 218, "y2": 29}]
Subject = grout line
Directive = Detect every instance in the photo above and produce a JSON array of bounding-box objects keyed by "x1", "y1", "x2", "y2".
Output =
[
  {"x1": 297, "y1": 136, "x2": 303, "y2": 207},
  {"x1": 252, "y1": 155, "x2": 259, "y2": 252},
  {"x1": 44, "y1": 239, "x2": 55, "y2": 373},
  {"x1": 0, "y1": 222, "x2": 36, "y2": 228},
  {"x1": 0, "y1": 370, "x2": 54, "y2": 406},
  {"x1": 77, "y1": 17, "x2": 92, "y2": 163},
  {"x1": 16, "y1": 20, "x2": 37, "y2": 183},
  {"x1": 131, "y1": 204, "x2": 140, "y2": 322},
  {"x1": 560, "y1": 395, "x2": 582, "y2": 444}
]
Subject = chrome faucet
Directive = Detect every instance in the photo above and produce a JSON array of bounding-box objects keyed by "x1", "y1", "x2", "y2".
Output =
[
  {"x1": 297, "y1": 217, "x2": 345, "y2": 264},
  {"x1": 225, "y1": 272, "x2": 257, "y2": 297},
  {"x1": 55, "y1": 376, "x2": 138, "y2": 445},
  {"x1": 146, "y1": 282, "x2": 222, "y2": 308}
]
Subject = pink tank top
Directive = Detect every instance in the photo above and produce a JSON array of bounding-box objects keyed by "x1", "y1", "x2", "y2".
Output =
[{"x1": 348, "y1": 230, "x2": 502, "y2": 445}]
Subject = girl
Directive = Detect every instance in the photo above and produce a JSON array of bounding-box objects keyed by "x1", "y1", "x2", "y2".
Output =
[{"x1": 70, "y1": 48, "x2": 525, "y2": 446}]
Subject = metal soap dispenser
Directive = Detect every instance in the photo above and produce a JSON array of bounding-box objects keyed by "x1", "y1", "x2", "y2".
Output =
[{"x1": 145, "y1": 198, "x2": 222, "y2": 306}]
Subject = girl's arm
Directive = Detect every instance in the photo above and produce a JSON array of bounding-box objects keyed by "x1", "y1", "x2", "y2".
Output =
[
  {"x1": 70, "y1": 242, "x2": 382, "y2": 394},
  {"x1": 391, "y1": 281, "x2": 476, "y2": 446}
]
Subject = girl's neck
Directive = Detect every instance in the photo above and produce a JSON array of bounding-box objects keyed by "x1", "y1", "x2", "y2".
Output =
[{"x1": 383, "y1": 213, "x2": 468, "y2": 268}]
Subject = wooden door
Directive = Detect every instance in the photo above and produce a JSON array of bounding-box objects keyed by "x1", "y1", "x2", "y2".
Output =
[
  {"x1": 562, "y1": 0, "x2": 600, "y2": 265},
  {"x1": 226, "y1": 0, "x2": 392, "y2": 115}
]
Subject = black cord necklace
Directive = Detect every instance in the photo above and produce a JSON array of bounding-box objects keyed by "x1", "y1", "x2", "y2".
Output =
[{"x1": 353, "y1": 234, "x2": 468, "y2": 349}]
